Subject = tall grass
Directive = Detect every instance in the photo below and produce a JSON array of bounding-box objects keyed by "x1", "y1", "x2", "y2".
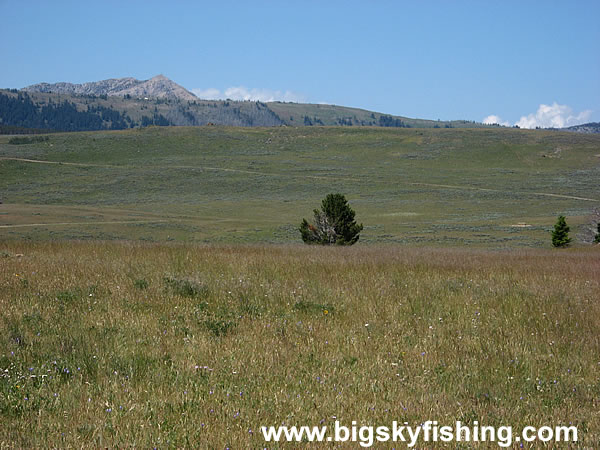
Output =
[{"x1": 1, "y1": 242, "x2": 599, "y2": 446}]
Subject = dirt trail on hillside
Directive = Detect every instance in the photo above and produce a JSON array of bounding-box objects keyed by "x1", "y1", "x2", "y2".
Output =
[
  {"x1": 410, "y1": 182, "x2": 599, "y2": 202},
  {"x1": 0, "y1": 220, "x2": 168, "y2": 229},
  {"x1": 2, "y1": 157, "x2": 597, "y2": 202},
  {"x1": 0, "y1": 157, "x2": 118, "y2": 168},
  {"x1": 0, "y1": 157, "x2": 356, "y2": 181}
]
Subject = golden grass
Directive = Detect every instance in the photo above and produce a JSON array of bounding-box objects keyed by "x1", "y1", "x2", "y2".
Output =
[{"x1": 1, "y1": 242, "x2": 599, "y2": 447}]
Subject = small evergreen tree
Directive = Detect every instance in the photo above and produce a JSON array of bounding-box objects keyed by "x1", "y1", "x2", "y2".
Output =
[
  {"x1": 300, "y1": 193, "x2": 363, "y2": 245},
  {"x1": 551, "y1": 215, "x2": 572, "y2": 248},
  {"x1": 594, "y1": 222, "x2": 600, "y2": 244}
]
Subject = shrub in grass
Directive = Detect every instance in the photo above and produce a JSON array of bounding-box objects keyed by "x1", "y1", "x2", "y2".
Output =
[
  {"x1": 8, "y1": 135, "x2": 49, "y2": 145},
  {"x1": 239, "y1": 302, "x2": 262, "y2": 317},
  {"x1": 54, "y1": 290, "x2": 79, "y2": 303},
  {"x1": 204, "y1": 319, "x2": 237, "y2": 337},
  {"x1": 195, "y1": 301, "x2": 209, "y2": 313},
  {"x1": 164, "y1": 276, "x2": 209, "y2": 298},
  {"x1": 133, "y1": 278, "x2": 149, "y2": 290},
  {"x1": 3, "y1": 317, "x2": 27, "y2": 347},
  {"x1": 294, "y1": 299, "x2": 334, "y2": 315},
  {"x1": 202, "y1": 307, "x2": 238, "y2": 337}
]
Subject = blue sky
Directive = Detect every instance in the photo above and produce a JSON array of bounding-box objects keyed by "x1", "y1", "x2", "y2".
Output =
[{"x1": 1, "y1": 0, "x2": 598, "y2": 127}]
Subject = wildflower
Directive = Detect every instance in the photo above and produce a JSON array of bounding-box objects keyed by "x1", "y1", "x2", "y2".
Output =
[{"x1": 323, "y1": 309, "x2": 328, "y2": 315}]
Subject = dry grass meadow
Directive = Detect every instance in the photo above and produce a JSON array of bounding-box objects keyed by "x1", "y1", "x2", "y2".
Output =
[{"x1": 1, "y1": 241, "x2": 599, "y2": 447}]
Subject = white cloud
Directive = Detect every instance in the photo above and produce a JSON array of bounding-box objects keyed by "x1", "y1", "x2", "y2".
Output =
[
  {"x1": 191, "y1": 86, "x2": 305, "y2": 103},
  {"x1": 483, "y1": 114, "x2": 510, "y2": 127},
  {"x1": 515, "y1": 103, "x2": 592, "y2": 129},
  {"x1": 483, "y1": 103, "x2": 593, "y2": 129},
  {"x1": 191, "y1": 88, "x2": 221, "y2": 99}
]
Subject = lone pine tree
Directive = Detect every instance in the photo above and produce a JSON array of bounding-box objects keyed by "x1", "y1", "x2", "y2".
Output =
[
  {"x1": 551, "y1": 215, "x2": 572, "y2": 248},
  {"x1": 300, "y1": 193, "x2": 363, "y2": 245}
]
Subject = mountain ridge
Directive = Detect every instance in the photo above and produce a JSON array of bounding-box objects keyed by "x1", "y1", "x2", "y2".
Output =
[
  {"x1": 24, "y1": 75, "x2": 198, "y2": 102},
  {"x1": 18, "y1": 75, "x2": 597, "y2": 132},
  {"x1": 562, "y1": 122, "x2": 600, "y2": 134},
  {"x1": 3, "y1": 75, "x2": 492, "y2": 131}
]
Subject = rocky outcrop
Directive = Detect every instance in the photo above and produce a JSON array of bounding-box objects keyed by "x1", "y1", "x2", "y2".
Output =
[{"x1": 24, "y1": 75, "x2": 198, "y2": 101}]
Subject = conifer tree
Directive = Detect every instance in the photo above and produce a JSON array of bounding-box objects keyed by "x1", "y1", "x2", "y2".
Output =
[
  {"x1": 300, "y1": 193, "x2": 363, "y2": 245},
  {"x1": 551, "y1": 215, "x2": 572, "y2": 248}
]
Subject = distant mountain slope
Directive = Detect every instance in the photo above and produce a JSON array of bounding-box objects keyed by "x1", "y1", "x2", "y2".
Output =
[
  {"x1": 3, "y1": 75, "x2": 493, "y2": 131},
  {"x1": 267, "y1": 102, "x2": 486, "y2": 128},
  {"x1": 0, "y1": 89, "x2": 284, "y2": 132},
  {"x1": 562, "y1": 122, "x2": 600, "y2": 134},
  {"x1": 24, "y1": 75, "x2": 198, "y2": 101}
]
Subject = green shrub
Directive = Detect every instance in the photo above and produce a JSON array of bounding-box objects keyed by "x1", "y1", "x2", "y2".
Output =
[
  {"x1": 294, "y1": 300, "x2": 334, "y2": 315},
  {"x1": 164, "y1": 276, "x2": 209, "y2": 298},
  {"x1": 204, "y1": 319, "x2": 237, "y2": 337},
  {"x1": 55, "y1": 290, "x2": 79, "y2": 303},
  {"x1": 133, "y1": 278, "x2": 149, "y2": 290},
  {"x1": 8, "y1": 136, "x2": 49, "y2": 145}
]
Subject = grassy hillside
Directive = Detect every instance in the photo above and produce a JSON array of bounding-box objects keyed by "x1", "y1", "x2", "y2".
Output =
[
  {"x1": 268, "y1": 101, "x2": 487, "y2": 128},
  {"x1": 1, "y1": 126, "x2": 599, "y2": 246},
  {"x1": 1, "y1": 89, "x2": 491, "y2": 130},
  {"x1": 0, "y1": 243, "x2": 598, "y2": 446},
  {"x1": 0, "y1": 90, "x2": 283, "y2": 130}
]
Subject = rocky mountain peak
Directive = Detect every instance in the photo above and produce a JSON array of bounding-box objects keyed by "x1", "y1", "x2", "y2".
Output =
[{"x1": 24, "y1": 75, "x2": 198, "y2": 101}]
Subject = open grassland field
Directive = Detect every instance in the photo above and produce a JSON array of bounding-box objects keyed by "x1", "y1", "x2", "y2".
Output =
[
  {"x1": 0, "y1": 243, "x2": 599, "y2": 447},
  {"x1": 1, "y1": 126, "x2": 599, "y2": 247}
]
